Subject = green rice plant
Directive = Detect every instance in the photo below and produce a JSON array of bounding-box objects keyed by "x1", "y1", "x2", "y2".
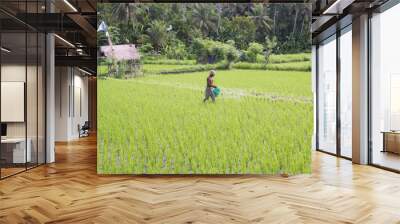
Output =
[
  {"x1": 266, "y1": 61, "x2": 311, "y2": 72},
  {"x1": 141, "y1": 69, "x2": 312, "y2": 99},
  {"x1": 97, "y1": 69, "x2": 313, "y2": 175},
  {"x1": 268, "y1": 53, "x2": 311, "y2": 64},
  {"x1": 232, "y1": 62, "x2": 267, "y2": 70},
  {"x1": 232, "y1": 61, "x2": 311, "y2": 72},
  {"x1": 143, "y1": 64, "x2": 195, "y2": 74},
  {"x1": 142, "y1": 59, "x2": 197, "y2": 65},
  {"x1": 98, "y1": 65, "x2": 108, "y2": 75},
  {"x1": 143, "y1": 62, "x2": 228, "y2": 75}
]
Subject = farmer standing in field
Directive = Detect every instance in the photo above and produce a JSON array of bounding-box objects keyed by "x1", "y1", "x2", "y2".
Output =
[{"x1": 203, "y1": 70, "x2": 218, "y2": 103}]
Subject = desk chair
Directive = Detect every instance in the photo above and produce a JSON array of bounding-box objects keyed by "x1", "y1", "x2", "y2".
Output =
[{"x1": 79, "y1": 121, "x2": 90, "y2": 138}]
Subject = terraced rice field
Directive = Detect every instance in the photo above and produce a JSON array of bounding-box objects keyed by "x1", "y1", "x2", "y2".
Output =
[{"x1": 98, "y1": 69, "x2": 313, "y2": 174}]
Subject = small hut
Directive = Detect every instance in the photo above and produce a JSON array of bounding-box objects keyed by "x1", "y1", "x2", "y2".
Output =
[{"x1": 99, "y1": 44, "x2": 142, "y2": 78}]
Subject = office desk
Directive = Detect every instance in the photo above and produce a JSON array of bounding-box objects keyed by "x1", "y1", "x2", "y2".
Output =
[
  {"x1": 1, "y1": 138, "x2": 31, "y2": 163},
  {"x1": 382, "y1": 131, "x2": 400, "y2": 154}
]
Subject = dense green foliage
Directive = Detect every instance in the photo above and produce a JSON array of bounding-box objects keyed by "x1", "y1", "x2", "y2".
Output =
[
  {"x1": 233, "y1": 61, "x2": 311, "y2": 72},
  {"x1": 98, "y1": 70, "x2": 312, "y2": 174},
  {"x1": 191, "y1": 38, "x2": 240, "y2": 64},
  {"x1": 98, "y1": 3, "x2": 311, "y2": 57},
  {"x1": 98, "y1": 52, "x2": 311, "y2": 78},
  {"x1": 269, "y1": 53, "x2": 311, "y2": 64}
]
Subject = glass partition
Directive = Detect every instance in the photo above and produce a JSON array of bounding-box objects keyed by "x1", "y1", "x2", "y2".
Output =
[
  {"x1": 0, "y1": 2, "x2": 46, "y2": 179},
  {"x1": 1, "y1": 31, "x2": 28, "y2": 177},
  {"x1": 370, "y1": 3, "x2": 400, "y2": 171},
  {"x1": 38, "y1": 32, "x2": 45, "y2": 165},
  {"x1": 27, "y1": 31, "x2": 38, "y2": 169},
  {"x1": 339, "y1": 26, "x2": 352, "y2": 158},
  {"x1": 317, "y1": 35, "x2": 337, "y2": 154}
]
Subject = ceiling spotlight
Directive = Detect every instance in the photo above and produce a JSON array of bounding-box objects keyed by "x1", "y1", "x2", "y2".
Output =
[
  {"x1": 1, "y1": 47, "x2": 11, "y2": 53},
  {"x1": 78, "y1": 68, "x2": 92, "y2": 76},
  {"x1": 63, "y1": 0, "x2": 78, "y2": 12},
  {"x1": 76, "y1": 49, "x2": 84, "y2": 55},
  {"x1": 54, "y1": 34, "x2": 75, "y2": 48},
  {"x1": 322, "y1": 0, "x2": 355, "y2": 15}
]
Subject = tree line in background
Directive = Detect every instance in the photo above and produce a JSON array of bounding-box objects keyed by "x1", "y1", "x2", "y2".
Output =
[{"x1": 98, "y1": 3, "x2": 311, "y2": 65}]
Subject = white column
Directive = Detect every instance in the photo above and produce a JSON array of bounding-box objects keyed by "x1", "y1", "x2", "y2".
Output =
[
  {"x1": 352, "y1": 14, "x2": 369, "y2": 164},
  {"x1": 46, "y1": 32, "x2": 55, "y2": 163},
  {"x1": 45, "y1": 0, "x2": 56, "y2": 163}
]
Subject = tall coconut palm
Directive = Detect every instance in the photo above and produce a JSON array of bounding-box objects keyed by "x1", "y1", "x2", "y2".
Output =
[
  {"x1": 298, "y1": 5, "x2": 311, "y2": 36},
  {"x1": 251, "y1": 5, "x2": 272, "y2": 30},
  {"x1": 250, "y1": 4, "x2": 272, "y2": 42},
  {"x1": 191, "y1": 3, "x2": 218, "y2": 36},
  {"x1": 143, "y1": 20, "x2": 168, "y2": 53},
  {"x1": 112, "y1": 3, "x2": 134, "y2": 23},
  {"x1": 291, "y1": 6, "x2": 300, "y2": 38}
]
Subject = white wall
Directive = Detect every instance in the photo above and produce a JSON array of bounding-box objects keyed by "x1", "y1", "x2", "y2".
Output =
[
  {"x1": 55, "y1": 66, "x2": 70, "y2": 141},
  {"x1": 55, "y1": 67, "x2": 89, "y2": 141},
  {"x1": 72, "y1": 73, "x2": 89, "y2": 138},
  {"x1": 1, "y1": 63, "x2": 46, "y2": 164},
  {"x1": 1, "y1": 65, "x2": 41, "y2": 137}
]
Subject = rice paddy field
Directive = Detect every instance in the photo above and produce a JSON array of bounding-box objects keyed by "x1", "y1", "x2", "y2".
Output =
[{"x1": 98, "y1": 68, "x2": 313, "y2": 174}]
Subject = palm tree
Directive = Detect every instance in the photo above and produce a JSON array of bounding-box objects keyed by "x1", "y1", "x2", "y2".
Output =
[
  {"x1": 191, "y1": 4, "x2": 218, "y2": 36},
  {"x1": 298, "y1": 6, "x2": 311, "y2": 36},
  {"x1": 132, "y1": 4, "x2": 150, "y2": 25},
  {"x1": 251, "y1": 5, "x2": 272, "y2": 30},
  {"x1": 291, "y1": 6, "x2": 299, "y2": 38},
  {"x1": 271, "y1": 5, "x2": 279, "y2": 36},
  {"x1": 112, "y1": 3, "x2": 134, "y2": 23},
  {"x1": 250, "y1": 4, "x2": 272, "y2": 42},
  {"x1": 143, "y1": 20, "x2": 168, "y2": 53}
]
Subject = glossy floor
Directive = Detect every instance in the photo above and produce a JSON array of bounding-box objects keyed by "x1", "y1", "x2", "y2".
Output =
[
  {"x1": 372, "y1": 150, "x2": 400, "y2": 171},
  {"x1": 0, "y1": 135, "x2": 399, "y2": 223}
]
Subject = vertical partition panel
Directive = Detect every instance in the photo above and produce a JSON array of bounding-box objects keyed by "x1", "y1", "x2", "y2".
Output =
[
  {"x1": 340, "y1": 26, "x2": 353, "y2": 158},
  {"x1": 27, "y1": 31, "x2": 38, "y2": 169},
  {"x1": 1, "y1": 31, "x2": 28, "y2": 177},
  {"x1": 370, "y1": 4, "x2": 400, "y2": 171},
  {"x1": 0, "y1": 23, "x2": 1, "y2": 179},
  {"x1": 0, "y1": 1, "x2": 47, "y2": 179},
  {"x1": 318, "y1": 35, "x2": 337, "y2": 154},
  {"x1": 38, "y1": 32, "x2": 46, "y2": 165}
]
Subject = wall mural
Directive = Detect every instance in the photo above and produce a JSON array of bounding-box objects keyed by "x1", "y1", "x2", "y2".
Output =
[{"x1": 97, "y1": 3, "x2": 312, "y2": 174}]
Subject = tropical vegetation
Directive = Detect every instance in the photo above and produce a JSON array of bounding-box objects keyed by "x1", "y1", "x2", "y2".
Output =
[{"x1": 98, "y1": 3, "x2": 311, "y2": 60}]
